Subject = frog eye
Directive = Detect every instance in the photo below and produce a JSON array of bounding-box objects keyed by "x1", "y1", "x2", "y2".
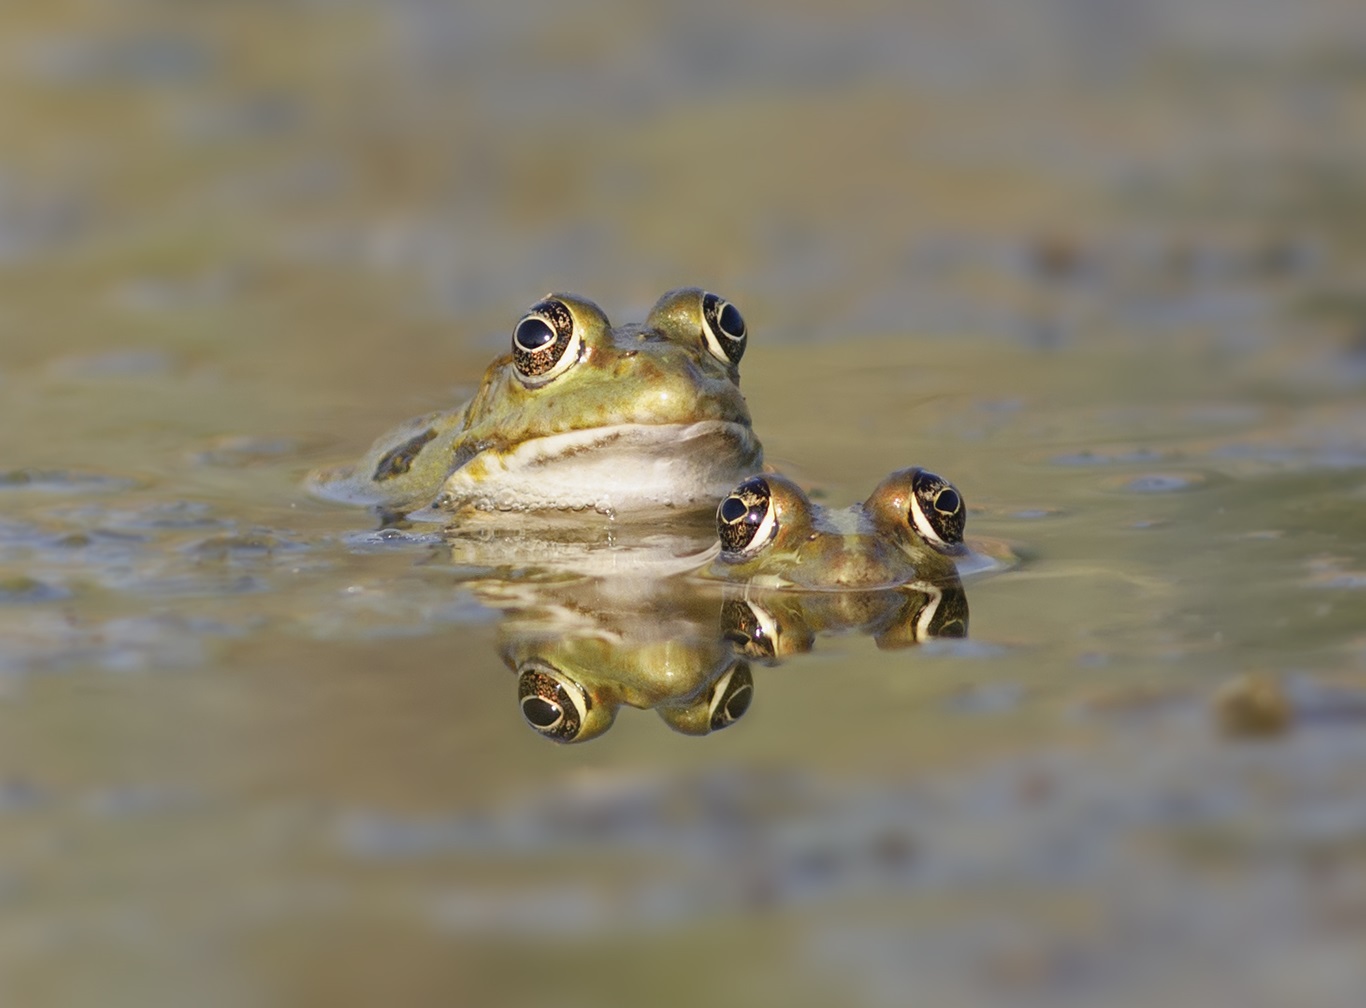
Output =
[
  {"x1": 512, "y1": 297, "x2": 581, "y2": 385},
  {"x1": 721, "y1": 597, "x2": 777, "y2": 661},
  {"x1": 707, "y1": 661, "x2": 754, "y2": 730},
  {"x1": 717, "y1": 476, "x2": 777, "y2": 557},
  {"x1": 875, "y1": 583, "x2": 970, "y2": 649},
  {"x1": 517, "y1": 662, "x2": 590, "y2": 742},
  {"x1": 701, "y1": 292, "x2": 747, "y2": 366},
  {"x1": 918, "y1": 584, "x2": 969, "y2": 639},
  {"x1": 907, "y1": 468, "x2": 967, "y2": 554}
]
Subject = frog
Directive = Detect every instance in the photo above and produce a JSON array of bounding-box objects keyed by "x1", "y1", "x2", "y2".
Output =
[
  {"x1": 709, "y1": 468, "x2": 968, "y2": 590},
  {"x1": 307, "y1": 288, "x2": 763, "y2": 520}
]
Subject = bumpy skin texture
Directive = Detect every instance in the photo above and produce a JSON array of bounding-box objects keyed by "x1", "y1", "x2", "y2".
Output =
[
  {"x1": 711, "y1": 469, "x2": 967, "y2": 590},
  {"x1": 307, "y1": 289, "x2": 763, "y2": 518}
]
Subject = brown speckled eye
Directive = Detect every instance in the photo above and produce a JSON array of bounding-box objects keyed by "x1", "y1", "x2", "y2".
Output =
[
  {"x1": 908, "y1": 468, "x2": 966, "y2": 553},
  {"x1": 701, "y1": 292, "x2": 747, "y2": 366},
  {"x1": 717, "y1": 476, "x2": 776, "y2": 557},
  {"x1": 517, "y1": 663, "x2": 589, "y2": 742},
  {"x1": 512, "y1": 298, "x2": 580, "y2": 385},
  {"x1": 721, "y1": 598, "x2": 776, "y2": 660}
]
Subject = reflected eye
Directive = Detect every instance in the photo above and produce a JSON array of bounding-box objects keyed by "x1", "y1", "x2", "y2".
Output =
[
  {"x1": 517, "y1": 663, "x2": 589, "y2": 742},
  {"x1": 908, "y1": 468, "x2": 967, "y2": 553},
  {"x1": 716, "y1": 476, "x2": 777, "y2": 557},
  {"x1": 721, "y1": 598, "x2": 776, "y2": 660},
  {"x1": 707, "y1": 661, "x2": 754, "y2": 730},
  {"x1": 701, "y1": 292, "x2": 747, "y2": 365},
  {"x1": 512, "y1": 298, "x2": 581, "y2": 385}
]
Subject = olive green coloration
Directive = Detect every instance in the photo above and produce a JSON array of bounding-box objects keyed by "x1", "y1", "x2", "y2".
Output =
[
  {"x1": 496, "y1": 577, "x2": 751, "y2": 744},
  {"x1": 710, "y1": 469, "x2": 967, "y2": 590},
  {"x1": 308, "y1": 288, "x2": 763, "y2": 519}
]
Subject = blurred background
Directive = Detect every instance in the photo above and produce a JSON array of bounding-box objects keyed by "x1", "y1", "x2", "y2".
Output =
[{"x1": 3, "y1": 1, "x2": 1366, "y2": 1005}]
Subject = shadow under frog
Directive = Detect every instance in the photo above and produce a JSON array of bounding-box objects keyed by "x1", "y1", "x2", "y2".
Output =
[{"x1": 452, "y1": 466, "x2": 975, "y2": 744}]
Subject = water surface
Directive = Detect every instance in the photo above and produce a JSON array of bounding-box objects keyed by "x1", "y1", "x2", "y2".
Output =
[{"x1": 3, "y1": 1, "x2": 1366, "y2": 1006}]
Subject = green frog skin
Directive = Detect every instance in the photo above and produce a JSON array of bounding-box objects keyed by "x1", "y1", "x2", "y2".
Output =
[
  {"x1": 709, "y1": 468, "x2": 968, "y2": 590},
  {"x1": 308, "y1": 288, "x2": 763, "y2": 520}
]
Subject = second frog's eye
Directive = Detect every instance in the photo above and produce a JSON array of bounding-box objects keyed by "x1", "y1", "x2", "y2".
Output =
[
  {"x1": 717, "y1": 476, "x2": 777, "y2": 557},
  {"x1": 512, "y1": 298, "x2": 581, "y2": 385},
  {"x1": 701, "y1": 292, "x2": 747, "y2": 366},
  {"x1": 908, "y1": 468, "x2": 967, "y2": 554}
]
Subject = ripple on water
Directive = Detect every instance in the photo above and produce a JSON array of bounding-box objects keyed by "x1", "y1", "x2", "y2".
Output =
[
  {"x1": 0, "y1": 576, "x2": 69, "y2": 604},
  {"x1": 1303, "y1": 556, "x2": 1366, "y2": 590},
  {"x1": 1210, "y1": 441, "x2": 1366, "y2": 471},
  {"x1": 1049, "y1": 448, "x2": 1173, "y2": 467},
  {"x1": 1007, "y1": 507, "x2": 1067, "y2": 520},
  {"x1": 920, "y1": 638, "x2": 1012, "y2": 659},
  {"x1": 187, "y1": 434, "x2": 308, "y2": 468},
  {"x1": 0, "y1": 611, "x2": 249, "y2": 677},
  {"x1": 342, "y1": 527, "x2": 447, "y2": 551},
  {"x1": 46, "y1": 349, "x2": 175, "y2": 379},
  {"x1": 47, "y1": 500, "x2": 224, "y2": 531},
  {"x1": 1101, "y1": 470, "x2": 1219, "y2": 494},
  {"x1": 181, "y1": 531, "x2": 311, "y2": 562},
  {"x1": 0, "y1": 468, "x2": 144, "y2": 494}
]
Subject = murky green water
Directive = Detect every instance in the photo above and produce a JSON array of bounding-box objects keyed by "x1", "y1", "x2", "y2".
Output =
[{"x1": 4, "y1": 1, "x2": 1366, "y2": 1005}]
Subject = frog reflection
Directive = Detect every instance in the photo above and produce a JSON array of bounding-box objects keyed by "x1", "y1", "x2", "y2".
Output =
[
  {"x1": 722, "y1": 580, "x2": 968, "y2": 662},
  {"x1": 488, "y1": 574, "x2": 752, "y2": 744},
  {"x1": 515, "y1": 656, "x2": 753, "y2": 743},
  {"x1": 477, "y1": 565, "x2": 967, "y2": 745}
]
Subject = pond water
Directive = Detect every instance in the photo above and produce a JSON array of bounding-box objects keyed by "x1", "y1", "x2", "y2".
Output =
[{"x1": 3, "y1": 1, "x2": 1366, "y2": 1006}]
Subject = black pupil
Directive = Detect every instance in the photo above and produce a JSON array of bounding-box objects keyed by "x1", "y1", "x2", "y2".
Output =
[
  {"x1": 725, "y1": 684, "x2": 753, "y2": 720},
  {"x1": 515, "y1": 316, "x2": 556, "y2": 351},
  {"x1": 718, "y1": 302, "x2": 745, "y2": 339},
  {"x1": 936, "y1": 488, "x2": 961, "y2": 514},
  {"x1": 719, "y1": 496, "x2": 749, "y2": 523},
  {"x1": 521, "y1": 695, "x2": 562, "y2": 728}
]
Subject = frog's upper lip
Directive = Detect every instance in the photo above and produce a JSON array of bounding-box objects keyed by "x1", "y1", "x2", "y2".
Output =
[{"x1": 476, "y1": 420, "x2": 759, "y2": 466}]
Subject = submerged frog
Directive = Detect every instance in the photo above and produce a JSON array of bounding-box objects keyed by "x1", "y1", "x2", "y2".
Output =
[
  {"x1": 710, "y1": 468, "x2": 968, "y2": 589},
  {"x1": 308, "y1": 288, "x2": 763, "y2": 519}
]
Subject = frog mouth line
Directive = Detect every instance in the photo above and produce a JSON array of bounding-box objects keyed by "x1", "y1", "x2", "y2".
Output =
[
  {"x1": 520, "y1": 420, "x2": 758, "y2": 463},
  {"x1": 432, "y1": 420, "x2": 764, "y2": 516}
]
